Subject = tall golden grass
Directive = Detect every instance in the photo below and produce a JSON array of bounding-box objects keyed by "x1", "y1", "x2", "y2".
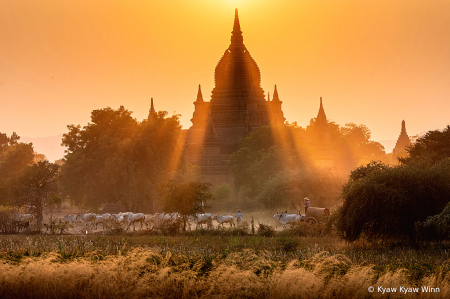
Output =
[
  {"x1": 1, "y1": 249, "x2": 450, "y2": 298},
  {"x1": 1, "y1": 234, "x2": 450, "y2": 298}
]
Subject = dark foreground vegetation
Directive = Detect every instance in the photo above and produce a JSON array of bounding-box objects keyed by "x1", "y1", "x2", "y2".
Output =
[{"x1": 1, "y1": 228, "x2": 450, "y2": 298}]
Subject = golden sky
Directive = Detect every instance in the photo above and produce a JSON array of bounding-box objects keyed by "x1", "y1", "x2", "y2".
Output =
[{"x1": 1, "y1": 0, "x2": 449, "y2": 146}]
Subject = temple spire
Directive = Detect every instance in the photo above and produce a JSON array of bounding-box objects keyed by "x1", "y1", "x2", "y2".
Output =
[
  {"x1": 196, "y1": 84, "x2": 204, "y2": 102},
  {"x1": 148, "y1": 98, "x2": 156, "y2": 121},
  {"x1": 401, "y1": 119, "x2": 406, "y2": 133},
  {"x1": 268, "y1": 92, "x2": 270, "y2": 101},
  {"x1": 230, "y1": 8, "x2": 244, "y2": 47},
  {"x1": 316, "y1": 97, "x2": 327, "y2": 126},
  {"x1": 272, "y1": 85, "x2": 280, "y2": 101},
  {"x1": 393, "y1": 120, "x2": 411, "y2": 157}
]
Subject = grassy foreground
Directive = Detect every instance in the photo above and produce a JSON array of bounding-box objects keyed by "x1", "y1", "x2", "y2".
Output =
[{"x1": 1, "y1": 231, "x2": 450, "y2": 298}]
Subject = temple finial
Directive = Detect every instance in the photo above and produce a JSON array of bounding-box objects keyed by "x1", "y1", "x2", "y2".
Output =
[
  {"x1": 148, "y1": 98, "x2": 156, "y2": 121},
  {"x1": 268, "y1": 92, "x2": 270, "y2": 101},
  {"x1": 316, "y1": 97, "x2": 327, "y2": 126},
  {"x1": 272, "y1": 85, "x2": 280, "y2": 101},
  {"x1": 196, "y1": 84, "x2": 204, "y2": 102},
  {"x1": 231, "y1": 9, "x2": 244, "y2": 46},
  {"x1": 401, "y1": 120, "x2": 406, "y2": 133}
]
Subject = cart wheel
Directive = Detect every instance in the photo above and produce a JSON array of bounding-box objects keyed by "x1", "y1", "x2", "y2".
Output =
[{"x1": 305, "y1": 217, "x2": 318, "y2": 225}]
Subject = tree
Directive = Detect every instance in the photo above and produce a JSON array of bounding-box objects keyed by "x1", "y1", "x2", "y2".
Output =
[
  {"x1": 228, "y1": 121, "x2": 385, "y2": 203},
  {"x1": 213, "y1": 183, "x2": 233, "y2": 202},
  {"x1": 227, "y1": 123, "x2": 310, "y2": 198},
  {"x1": 163, "y1": 180, "x2": 213, "y2": 231},
  {"x1": 258, "y1": 168, "x2": 342, "y2": 209},
  {"x1": 11, "y1": 161, "x2": 60, "y2": 229},
  {"x1": 399, "y1": 125, "x2": 450, "y2": 166},
  {"x1": 0, "y1": 133, "x2": 34, "y2": 181},
  {"x1": 334, "y1": 123, "x2": 386, "y2": 172},
  {"x1": 0, "y1": 132, "x2": 35, "y2": 204},
  {"x1": 61, "y1": 106, "x2": 183, "y2": 212},
  {"x1": 336, "y1": 159, "x2": 450, "y2": 244}
]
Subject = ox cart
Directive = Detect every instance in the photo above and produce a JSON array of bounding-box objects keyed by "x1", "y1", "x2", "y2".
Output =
[
  {"x1": 303, "y1": 207, "x2": 330, "y2": 224},
  {"x1": 273, "y1": 207, "x2": 330, "y2": 228}
]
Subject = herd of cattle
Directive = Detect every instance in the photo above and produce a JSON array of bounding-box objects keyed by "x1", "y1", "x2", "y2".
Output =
[
  {"x1": 7, "y1": 207, "x2": 330, "y2": 233},
  {"x1": 8, "y1": 212, "x2": 238, "y2": 233}
]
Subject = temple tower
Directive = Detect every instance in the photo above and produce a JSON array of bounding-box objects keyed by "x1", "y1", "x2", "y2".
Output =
[
  {"x1": 185, "y1": 9, "x2": 285, "y2": 185},
  {"x1": 392, "y1": 120, "x2": 411, "y2": 157},
  {"x1": 308, "y1": 97, "x2": 334, "y2": 168},
  {"x1": 148, "y1": 98, "x2": 156, "y2": 121},
  {"x1": 267, "y1": 85, "x2": 286, "y2": 124}
]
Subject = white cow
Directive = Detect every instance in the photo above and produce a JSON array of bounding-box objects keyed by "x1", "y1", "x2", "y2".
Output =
[
  {"x1": 93, "y1": 215, "x2": 109, "y2": 230},
  {"x1": 111, "y1": 212, "x2": 132, "y2": 228},
  {"x1": 63, "y1": 214, "x2": 78, "y2": 227},
  {"x1": 94, "y1": 213, "x2": 112, "y2": 229},
  {"x1": 77, "y1": 213, "x2": 97, "y2": 228},
  {"x1": 273, "y1": 212, "x2": 302, "y2": 228},
  {"x1": 213, "y1": 215, "x2": 235, "y2": 228},
  {"x1": 151, "y1": 213, "x2": 180, "y2": 226},
  {"x1": 194, "y1": 213, "x2": 212, "y2": 229},
  {"x1": 123, "y1": 212, "x2": 146, "y2": 230},
  {"x1": 15, "y1": 213, "x2": 35, "y2": 231}
]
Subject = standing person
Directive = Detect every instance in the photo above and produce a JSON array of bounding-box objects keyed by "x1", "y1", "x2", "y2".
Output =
[
  {"x1": 303, "y1": 197, "x2": 310, "y2": 215},
  {"x1": 237, "y1": 210, "x2": 242, "y2": 227}
]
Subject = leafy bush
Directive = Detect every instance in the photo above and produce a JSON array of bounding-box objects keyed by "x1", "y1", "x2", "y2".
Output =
[
  {"x1": 336, "y1": 159, "x2": 450, "y2": 243},
  {"x1": 276, "y1": 233, "x2": 299, "y2": 252},
  {"x1": 0, "y1": 208, "x2": 16, "y2": 234},
  {"x1": 153, "y1": 218, "x2": 183, "y2": 235},
  {"x1": 256, "y1": 223, "x2": 275, "y2": 237},
  {"x1": 287, "y1": 221, "x2": 329, "y2": 237},
  {"x1": 417, "y1": 201, "x2": 450, "y2": 241}
]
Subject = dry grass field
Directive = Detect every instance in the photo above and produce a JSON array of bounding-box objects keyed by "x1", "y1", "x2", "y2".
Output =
[{"x1": 1, "y1": 226, "x2": 450, "y2": 299}]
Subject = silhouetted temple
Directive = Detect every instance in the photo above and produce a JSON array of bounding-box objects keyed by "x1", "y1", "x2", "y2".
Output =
[
  {"x1": 307, "y1": 97, "x2": 334, "y2": 168},
  {"x1": 183, "y1": 9, "x2": 285, "y2": 185},
  {"x1": 392, "y1": 120, "x2": 411, "y2": 157},
  {"x1": 148, "y1": 98, "x2": 156, "y2": 122}
]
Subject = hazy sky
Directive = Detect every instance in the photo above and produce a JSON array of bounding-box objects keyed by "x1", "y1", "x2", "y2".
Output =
[{"x1": 1, "y1": 0, "x2": 449, "y2": 144}]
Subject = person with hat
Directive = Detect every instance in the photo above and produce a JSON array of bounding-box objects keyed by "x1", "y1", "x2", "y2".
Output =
[
  {"x1": 303, "y1": 197, "x2": 310, "y2": 214},
  {"x1": 237, "y1": 210, "x2": 242, "y2": 227}
]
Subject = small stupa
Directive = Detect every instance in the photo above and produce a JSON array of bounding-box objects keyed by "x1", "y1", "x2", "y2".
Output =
[{"x1": 392, "y1": 120, "x2": 411, "y2": 157}]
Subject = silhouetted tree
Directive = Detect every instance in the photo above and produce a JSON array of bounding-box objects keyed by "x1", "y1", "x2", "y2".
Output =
[
  {"x1": 258, "y1": 168, "x2": 342, "y2": 209},
  {"x1": 0, "y1": 132, "x2": 35, "y2": 204},
  {"x1": 11, "y1": 161, "x2": 60, "y2": 229},
  {"x1": 61, "y1": 106, "x2": 183, "y2": 212},
  {"x1": 163, "y1": 180, "x2": 213, "y2": 231},
  {"x1": 227, "y1": 123, "x2": 310, "y2": 198}
]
